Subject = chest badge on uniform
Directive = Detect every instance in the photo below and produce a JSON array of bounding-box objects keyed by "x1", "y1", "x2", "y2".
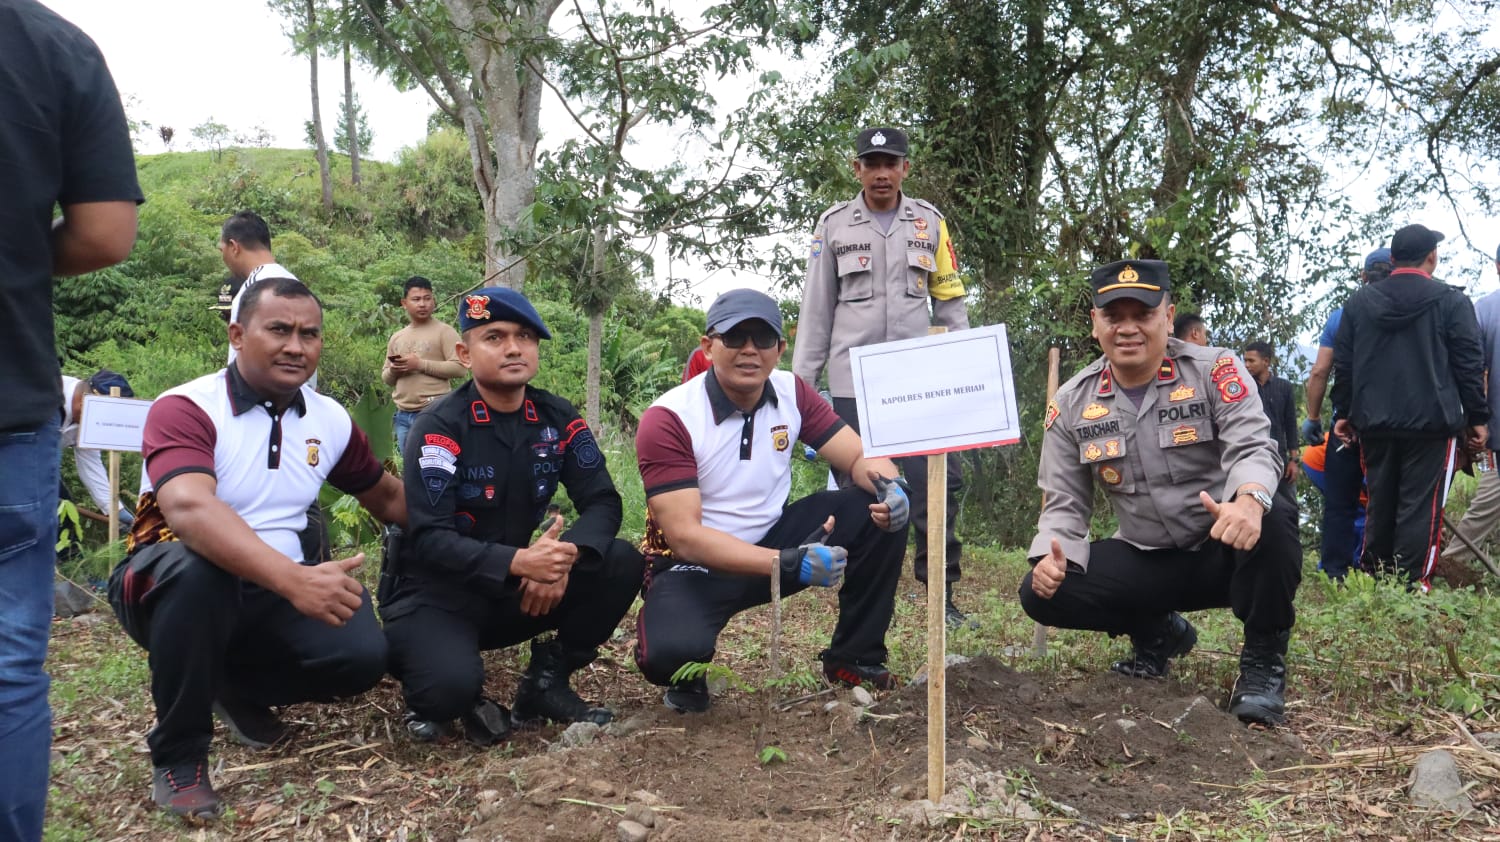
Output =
[
  {"x1": 1218, "y1": 377, "x2": 1246, "y2": 403},
  {"x1": 1044, "y1": 400, "x2": 1060, "y2": 430},
  {"x1": 305, "y1": 438, "x2": 320, "y2": 467},
  {"x1": 772, "y1": 425, "x2": 790, "y2": 452},
  {"x1": 914, "y1": 217, "x2": 928, "y2": 231},
  {"x1": 1082, "y1": 403, "x2": 1110, "y2": 420},
  {"x1": 918, "y1": 254, "x2": 934, "y2": 269},
  {"x1": 1104, "y1": 439, "x2": 1121, "y2": 458},
  {"x1": 1084, "y1": 442, "x2": 1103, "y2": 461},
  {"x1": 859, "y1": 256, "x2": 870, "y2": 268},
  {"x1": 1172, "y1": 425, "x2": 1199, "y2": 444},
  {"x1": 915, "y1": 228, "x2": 930, "y2": 241},
  {"x1": 1169, "y1": 385, "x2": 1195, "y2": 402},
  {"x1": 1099, "y1": 465, "x2": 1123, "y2": 485},
  {"x1": 484, "y1": 485, "x2": 496, "y2": 500}
]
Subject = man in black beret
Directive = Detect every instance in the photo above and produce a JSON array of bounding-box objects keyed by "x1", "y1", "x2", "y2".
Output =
[
  {"x1": 1332, "y1": 224, "x2": 1488, "y2": 590},
  {"x1": 1023, "y1": 259, "x2": 1301, "y2": 726},
  {"x1": 380, "y1": 286, "x2": 645, "y2": 745}
]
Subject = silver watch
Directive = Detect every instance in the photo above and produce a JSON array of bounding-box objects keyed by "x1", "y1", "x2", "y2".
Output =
[{"x1": 1244, "y1": 489, "x2": 1274, "y2": 513}]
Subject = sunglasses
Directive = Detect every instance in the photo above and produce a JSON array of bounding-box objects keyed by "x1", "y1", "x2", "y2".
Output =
[{"x1": 711, "y1": 327, "x2": 780, "y2": 350}]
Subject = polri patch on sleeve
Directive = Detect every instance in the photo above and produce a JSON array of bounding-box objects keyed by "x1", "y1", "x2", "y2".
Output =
[
  {"x1": 1043, "y1": 400, "x2": 1060, "y2": 430},
  {"x1": 568, "y1": 427, "x2": 603, "y2": 469},
  {"x1": 1217, "y1": 376, "x2": 1246, "y2": 403}
]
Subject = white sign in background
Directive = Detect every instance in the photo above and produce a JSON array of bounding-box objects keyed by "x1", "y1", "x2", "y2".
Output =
[
  {"x1": 77, "y1": 395, "x2": 153, "y2": 452},
  {"x1": 848, "y1": 324, "x2": 1021, "y2": 458}
]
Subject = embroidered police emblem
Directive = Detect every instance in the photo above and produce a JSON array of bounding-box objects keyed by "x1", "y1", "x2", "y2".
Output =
[
  {"x1": 464, "y1": 294, "x2": 491, "y2": 321},
  {"x1": 1082, "y1": 403, "x2": 1110, "y2": 420},
  {"x1": 858, "y1": 256, "x2": 870, "y2": 268},
  {"x1": 915, "y1": 228, "x2": 930, "y2": 240},
  {"x1": 1169, "y1": 385, "x2": 1195, "y2": 402},
  {"x1": 772, "y1": 425, "x2": 790, "y2": 452},
  {"x1": 1172, "y1": 424, "x2": 1199, "y2": 444},
  {"x1": 1118, "y1": 265, "x2": 1139, "y2": 283},
  {"x1": 918, "y1": 254, "x2": 933, "y2": 269},
  {"x1": 1084, "y1": 442, "x2": 1103, "y2": 461},
  {"x1": 1218, "y1": 377, "x2": 1246, "y2": 403},
  {"x1": 871, "y1": 131, "x2": 887, "y2": 146},
  {"x1": 484, "y1": 485, "x2": 496, "y2": 500},
  {"x1": 811, "y1": 236, "x2": 823, "y2": 258},
  {"x1": 1044, "y1": 400, "x2": 1060, "y2": 430},
  {"x1": 913, "y1": 217, "x2": 928, "y2": 231},
  {"x1": 1099, "y1": 465, "x2": 1122, "y2": 485},
  {"x1": 1104, "y1": 439, "x2": 1121, "y2": 458},
  {"x1": 305, "y1": 437, "x2": 320, "y2": 466}
]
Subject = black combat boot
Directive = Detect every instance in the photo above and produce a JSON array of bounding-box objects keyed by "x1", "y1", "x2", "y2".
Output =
[
  {"x1": 1230, "y1": 629, "x2": 1289, "y2": 726},
  {"x1": 1111, "y1": 612, "x2": 1197, "y2": 678},
  {"x1": 512, "y1": 640, "x2": 613, "y2": 725}
]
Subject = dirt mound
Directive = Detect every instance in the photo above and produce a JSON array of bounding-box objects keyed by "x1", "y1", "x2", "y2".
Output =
[{"x1": 461, "y1": 656, "x2": 1303, "y2": 840}]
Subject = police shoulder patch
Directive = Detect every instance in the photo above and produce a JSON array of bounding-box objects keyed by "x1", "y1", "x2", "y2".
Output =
[
  {"x1": 1043, "y1": 400, "x2": 1060, "y2": 430},
  {"x1": 1217, "y1": 376, "x2": 1246, "y2": 403}
]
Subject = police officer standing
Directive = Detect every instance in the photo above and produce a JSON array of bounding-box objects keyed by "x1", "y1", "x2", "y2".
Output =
[
  {"x1": 381, "y1": 287, "x2": 645, "y2": 744},
  {"x1": 1021, "y1": 260, "x2": 1302, "y2": 726},
  {"x1": 792, "y1": 126, "x2": 973, "y2": 626}
]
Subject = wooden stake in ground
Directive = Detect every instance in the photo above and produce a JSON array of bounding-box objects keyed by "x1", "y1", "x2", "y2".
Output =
[
  {"x1": 926, "y1": 324, "x2": 949, "y2": 803},
  {"x1": 107, "y1": 385, "x2": 122, "y2": 546},
  {"x1": 926, "y1": 448, "x2": 947, "y2": 802},
  {"x1": 1033, "y1": 347, "x2": 1061, "y2": 657}
]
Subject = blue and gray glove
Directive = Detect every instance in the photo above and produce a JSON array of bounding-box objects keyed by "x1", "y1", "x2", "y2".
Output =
[
  {"x1": 778, "y1": 525, "x2": 848, "y2": 587},
  {"x1": 117, "y1": 507, "x2": 135, "y2": 527},
  {"x1": 1301, "y1": 418, "x2": 1324, "y2": 446},
  {"x1": 870, "y1": 474, "x2": 910, "y2": 533}
]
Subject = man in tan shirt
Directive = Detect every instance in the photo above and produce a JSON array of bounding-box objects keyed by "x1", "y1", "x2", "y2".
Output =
[{"x1": 383, "y1": 276, "x2": 465, "y2": 454}]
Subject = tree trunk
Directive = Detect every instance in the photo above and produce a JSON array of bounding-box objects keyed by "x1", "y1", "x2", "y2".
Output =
[
  {"x1": 307, "y1": 0, "x2": 333, "y2": 209},
  {"x1": 343, "y1": 0, "x2": 361, "y2": 185},
  {"x1": 586, "y1": 309, "x2": 604, "y2": 429},
  {"x1": 441, "y1": 0, "x2": 561, "y2": 287}
]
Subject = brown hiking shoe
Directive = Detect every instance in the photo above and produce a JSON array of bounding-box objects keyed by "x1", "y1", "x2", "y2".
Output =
[{"x1": 151, "y1": 759, "x2": 222, "y2": 821}]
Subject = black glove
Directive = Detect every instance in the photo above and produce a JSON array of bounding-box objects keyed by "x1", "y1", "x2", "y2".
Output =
[{"x1": 778, "y1": 524, "x2": 848, "y2": 587}]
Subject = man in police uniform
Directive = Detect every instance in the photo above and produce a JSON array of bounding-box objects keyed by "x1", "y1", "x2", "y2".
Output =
[
  {"x1": 1021, "y1": 259, "x2": 1301, "y2": 726},
  {"x1": 380, "y1": 287, "x2": 644, "y2": 745},
  {"x1": 792, "y1": 126, "x2": 973, "y2": 626}
]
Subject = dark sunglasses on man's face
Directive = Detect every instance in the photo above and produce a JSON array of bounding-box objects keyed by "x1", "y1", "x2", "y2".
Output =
[{"x1": 713, "y1": 327, "x2": 780, "y2": 350}]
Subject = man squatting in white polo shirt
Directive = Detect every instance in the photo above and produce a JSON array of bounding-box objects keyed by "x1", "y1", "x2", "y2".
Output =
[
  {"x1": 632, "y1": 289, "x2": 912, "y2": 713},
  {"x1": 107, "y1": 278, "x2": 407, "y2": 821}
]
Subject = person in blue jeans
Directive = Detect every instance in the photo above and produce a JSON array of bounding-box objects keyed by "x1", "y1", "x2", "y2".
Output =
[
  {"x1": 1303, "y1": 247, "x2": 1391, "y2": 578},
  {"x1": 0, "y1": 2, "x2": 142, "y2": 837}
]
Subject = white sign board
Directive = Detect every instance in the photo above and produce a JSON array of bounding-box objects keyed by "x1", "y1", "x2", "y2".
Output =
[
  {"x1": 77, "y1": 395, "x2": 153, "y2": 452},
  {"x1": 847, "y1": 324, "x2": 1021, "y2": 458}
]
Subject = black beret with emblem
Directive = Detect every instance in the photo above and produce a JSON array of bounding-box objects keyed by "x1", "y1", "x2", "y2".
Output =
[
  {"x1": 457, "y1": 286, "x2": 552, "y2": 338},
  {"x1": 1090, "y1": 259, "x2": 1170, "y2": 308},
  {"x1": 855, "y1": 127, "x2": 909, "y2": 158}
]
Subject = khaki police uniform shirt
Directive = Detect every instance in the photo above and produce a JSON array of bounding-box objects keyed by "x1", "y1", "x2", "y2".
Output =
[
  {"x1": 792, "y1": 192, "x2": 969, "y2": 398},
  {"x1": 1027, "y1": 339, "x2": 1281, "y2": 571}
]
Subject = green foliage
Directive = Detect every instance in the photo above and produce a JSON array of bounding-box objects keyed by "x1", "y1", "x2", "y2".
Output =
[
  {"x1": 374, "y1": 129, "x2": 483, "y2": 242},
  {"x1": 757, "y1": 745, "x2": 788, "y2": 766},
  {"x1": 190, "y1": 118, "x2": 232, "y2": 161}
]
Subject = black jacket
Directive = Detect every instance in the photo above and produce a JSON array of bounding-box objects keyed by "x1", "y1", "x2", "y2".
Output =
[
  {"x1": 1331, "y1": 269, "x2": 1488, "y2": 437},
  {"x1": 383, "y1": 380, "x2": 625, "y2": 619}
]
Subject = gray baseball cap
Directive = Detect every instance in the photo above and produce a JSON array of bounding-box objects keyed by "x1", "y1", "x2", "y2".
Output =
[{"x1": 705, "y1": 289, "x2": 783, "y2": 338}]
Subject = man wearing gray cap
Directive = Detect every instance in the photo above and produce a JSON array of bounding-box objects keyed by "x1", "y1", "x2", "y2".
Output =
[
  {"x1": 1332, "y1": 224, "x2": 1488, "y2": 590},
  {"x1": 635, "y1": 289, "x2": 911, "y2": 711},
  {"x1": 1023, "y1": 259, "x2": 1300, "y2": 726},
  {"x1": 792, "y1": 126, "x2": 974, "y2": 627}
]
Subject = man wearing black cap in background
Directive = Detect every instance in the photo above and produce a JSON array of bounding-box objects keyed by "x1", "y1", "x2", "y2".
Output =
[
  {"x1": 1333, "y1": 224, "x2": 1488, "y2": 591},
  {"x1": 792, "y1": 126, "x2": 974, "y2": 627},
  {"x1": 381, "y1": 287, "x2": 644, "y2": 745},
  {"x1": 1022, "y1": 259, "x2": 1301, "y2": 726},
  {"x1": 636, "y1": 289, "x2": 911, "y2": 712}
]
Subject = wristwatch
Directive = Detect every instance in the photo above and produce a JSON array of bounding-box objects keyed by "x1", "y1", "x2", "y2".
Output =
[{"x1": 1242, "y1": 489, "x2": 1274, "y2": 513}]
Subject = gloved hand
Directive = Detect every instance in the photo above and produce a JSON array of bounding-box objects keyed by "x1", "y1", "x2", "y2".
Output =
[
  {"x1": 1301, "y1": 418, "x2": 1324, "y2": 446},
  {"x1": 117, "y1": 507, "x2": 135, "y2": 527},
  {"x1": 870, "y1": 473, "x2": 910, "y2": 533},
  {"x1": 778, "y1": 524, "x2": 847, "y2": 587}
]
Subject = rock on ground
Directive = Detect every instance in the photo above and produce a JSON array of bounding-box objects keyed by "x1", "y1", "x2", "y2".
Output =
[{"x1": 1408, "y1": 749, "x2": 1473, "y2": 814}]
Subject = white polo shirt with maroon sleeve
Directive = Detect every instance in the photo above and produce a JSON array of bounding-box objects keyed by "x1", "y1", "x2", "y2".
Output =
[
  {"x1": 637, "y1": 369, "x2": 844, "y2": 552},
  {"x1": 128, "y1": 363, "x2": 382, "y2": 563}
]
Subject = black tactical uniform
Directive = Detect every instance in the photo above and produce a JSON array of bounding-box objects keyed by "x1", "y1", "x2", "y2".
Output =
[{"x1": 381, "y1": 378, "x2": 643, "y2": 741}]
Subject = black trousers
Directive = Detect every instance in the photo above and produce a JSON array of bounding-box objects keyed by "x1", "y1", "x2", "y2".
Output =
[
  {"x1": 383, "y1": 538, "x2": 643, "y2": 722},
  {"x1": 1018, "y1": 491, "x2": 1301, "y2": 638},
  {"x1": 1359, "y1": 435, "x2": 1457, "y2": 585},
  {"x1": 1320, "y1": 436, "x2": 1365, "y2": 578},
  {"x1": 107, "y1": 543, "x2": 387, "y2": 767},
  {"x1": 633, "y1": 488, "x2": 906, "y2": 686},
  {"x1": 832, "y1": 397, "x2": 962, "y2": 583}
]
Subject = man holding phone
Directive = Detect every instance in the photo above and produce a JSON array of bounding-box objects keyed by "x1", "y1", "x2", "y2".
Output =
[{"x1": 382, "y1": 276, "x2": 465, "y2": 453}]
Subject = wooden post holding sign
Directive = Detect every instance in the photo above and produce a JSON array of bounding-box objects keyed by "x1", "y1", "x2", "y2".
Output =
[
  {"x1": 76, "y1": 392, "x2": 153, "y2": 546},
  {"x1": 846, "y1": 324, "x2": 1023, "y2": 803},
  {"x1": 1033, "y1": 347, "x2": 1062, "y2": 657}
]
